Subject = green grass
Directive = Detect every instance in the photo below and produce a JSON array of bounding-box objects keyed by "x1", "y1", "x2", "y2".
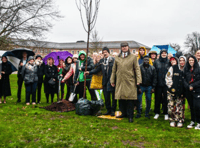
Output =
[{"x1": 0, "y1": 74, "x2": 200, "y2": 147}]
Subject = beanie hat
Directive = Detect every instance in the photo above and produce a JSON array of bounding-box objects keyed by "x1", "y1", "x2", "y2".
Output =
[
  {"x1": 28, "y1": 56, "x2": 34, "y2": 62},
  {"x1": 35, "y1": 54, "x2": 42, "y2": 59},
  {"x1": 73, "y1": 54, "x2": 78, "y2": 59},
  {"x1": 102, "y1": 47, "x2": 110, "y2": 54}
]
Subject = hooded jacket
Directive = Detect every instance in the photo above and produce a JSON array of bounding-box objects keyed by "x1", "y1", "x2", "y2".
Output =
[
  {"x1": 154, "y1": 49, "x2": 170, "y2": 87},
  {"x1": 137, "y1": 47, "x2": 153, "y2": 65},
  {"x1": 169, "y1": 57, "x2": 179, "y2": 67},
  {"x1": 183, "y1": 55, "x2": 200, "y2": 93},
  {"x1": 140, "y1": 61, "x2": 157, "y2": 88},
  {"x1": 74, "y1": 51, "x2": 94, "y2": 83},
  {"x1": 165, "y1": 56, "x2": 186, "y2": 97}
]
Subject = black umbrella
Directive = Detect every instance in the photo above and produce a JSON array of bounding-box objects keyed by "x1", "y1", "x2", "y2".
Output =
[{"x1": 10, "y1": 48, "x2": 35, "y2": 59}]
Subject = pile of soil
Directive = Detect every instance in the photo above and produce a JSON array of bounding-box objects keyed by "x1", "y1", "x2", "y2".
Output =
[{"x1": 43, "y1": 100, "x2": 75, "y2": 112}]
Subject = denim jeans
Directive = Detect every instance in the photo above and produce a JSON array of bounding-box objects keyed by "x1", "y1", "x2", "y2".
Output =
[{"x1": 137, "y1": 86, "x2": 152, "y2": 115}]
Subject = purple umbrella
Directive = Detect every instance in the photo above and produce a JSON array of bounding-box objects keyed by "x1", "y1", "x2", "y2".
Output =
[{"x1": 43, "y1": 51, "x2": 73, "y2": 66}]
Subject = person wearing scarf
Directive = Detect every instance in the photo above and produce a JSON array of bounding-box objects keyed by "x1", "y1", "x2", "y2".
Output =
[
  {"x1": 35, "y1": 55, "x2": 45, "y2": 104},
  {"x1": 183, "y1": 55, "x2": 200, "y2": 130},
  {"x1": 165, "y1": 56, "x2": 186, "y2": 128},
  {"x1": 22, "y1": 56, "x2": 38, "y2": 105},
  {"x1": 110, "y1": 42, "x2": 142, "y2": 123},
  {"x1": 0, "y1": 56, "x2": 12, "y2": 104}
]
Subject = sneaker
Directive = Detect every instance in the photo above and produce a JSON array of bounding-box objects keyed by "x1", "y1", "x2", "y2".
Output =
[
  {"x1": 26, "y1": 103, "x2": 30, "y2": 106},
  {"x1": 32, "y1": 102, "x2": 36, "y2": 105},
  {"x1": 177, "y1": 122, "x2": 183, "y2": 128},
  {"x1": 164, "y1": 115, "x2": 169, "y2": 120},
  {"x1": 154, "y1": 114, "x2": 159, "y2": 119},
  {"x1": 145, "y1": 114, "x2": 150, "y2": 119},
  {"x1": 187, "y1": 121, "x2": 195, "y2": 129},
  {"x1": 170, "y1": 122, "x2": 176, "y2": 127},
  {"x1": 195, "y1": 123, "x2": 200, "y2": 130}
]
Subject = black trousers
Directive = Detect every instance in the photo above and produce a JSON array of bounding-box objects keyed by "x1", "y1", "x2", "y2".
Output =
[
  {"x1": 37, "y1": 82, "x2": 42, "y2": 103},
  {"x1": 119, "y1": 100, "x2": 136, "y2": 118},
  {"x1": 17, "y1": 76, "x2": 23, "y2": 101},
  {"x1": 25, "y1": 82, "x2": 37, "y2": 103},
  {"x1": 46, "y1": 93, "x2": 54, "y2": 103},
  {"x1": 78, "y1": 81, "x2": 97, "y2": 100},
  {"x1": 186, "y1": 91, "x2": 200, "y2": 123},
  {"x1": 103, "y1": 86, "x2": 116, "y2": 112},
  {"x1": 65, "y1": 84, "x2": 70, "y2": 100},
  {"x1": 154, "y1": 86, "x2": 168, "y2": 114}
]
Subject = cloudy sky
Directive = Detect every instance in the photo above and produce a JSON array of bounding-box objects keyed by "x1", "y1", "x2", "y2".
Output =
[{"x1": 45, "y1": 0, "x2": 200, "y2": 50}]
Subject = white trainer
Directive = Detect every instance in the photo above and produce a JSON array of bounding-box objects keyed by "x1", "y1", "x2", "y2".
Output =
[
  {"x1": 164, "y1": 115, "x2": 169, "y2": 120},
  {"x1": 177, "y1": 122, "x2": 183, "y2": 128},
  {"x1": 187, "y1": 121, "x2": 195, "y2": 129},
  {"x1": 195, "y1": 123, "x2": 200, "y2": 130},
  {"x1": 154, "y1": 114, "x2": 159, "y2": 119},
  {"x1": 170, "y1": 122, "x2": 176, "y2": 127}
]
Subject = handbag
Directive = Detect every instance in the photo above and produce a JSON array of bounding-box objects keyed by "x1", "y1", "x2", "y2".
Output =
[
  {"x1": 48, "y1": 78, "x2": 56, "y2": 85},
  {"x1": 90, "y1": 72, "x2": 103, "y2": 89}
]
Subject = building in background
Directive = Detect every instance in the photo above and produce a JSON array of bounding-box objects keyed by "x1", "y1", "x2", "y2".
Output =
[{"x1": 12, "y1": 39, "x2": 150, "y2": 57}]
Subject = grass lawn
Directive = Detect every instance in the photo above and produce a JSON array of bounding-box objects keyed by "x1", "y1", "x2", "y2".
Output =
[{"x1": 0, "y1": 74, "x2": 200, "y2": 148}]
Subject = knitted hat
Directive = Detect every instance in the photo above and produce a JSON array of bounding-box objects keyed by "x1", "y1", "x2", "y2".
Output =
[
  {"x1": 35, "y1": 54, "x2": 42, "y2": 59},
  {"x1": 72, "y1": 54, "x2": 78, "y2": 59},
  {"x1": 28, "y1": 56, "x2": 34, "y2": 62}
]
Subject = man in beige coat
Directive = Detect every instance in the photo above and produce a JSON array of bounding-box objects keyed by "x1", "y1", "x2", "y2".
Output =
[{"x1": 110, "y1": 42, "x2": 142, "y2": 123}]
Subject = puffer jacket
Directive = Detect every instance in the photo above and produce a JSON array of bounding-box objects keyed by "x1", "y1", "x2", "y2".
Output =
[
  {"x1": 22, "y1": 63, "x2": 38, "y2": 84},
  {"x1": 140, "y1": 64, "x2": 157, "y2": 89},
  {"x1": 153, "y1": 50, "x2": 170, "y2": 87}
]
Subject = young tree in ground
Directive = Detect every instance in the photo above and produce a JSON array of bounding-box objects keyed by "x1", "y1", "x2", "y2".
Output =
[
  {"x1": 184, "y1": 32, "x2": 200, "y2": 54},
  {"x1": 90, "y1": 30, "x2": 102, "y2": 53},
  {"x1": 76, "y1": 0, "x2": 101, "y2": 98},
  {"x1": 0, "y1": 0, "x2": 61, "y2": 50}
]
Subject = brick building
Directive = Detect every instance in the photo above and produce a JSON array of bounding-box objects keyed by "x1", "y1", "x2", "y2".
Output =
[{"x1": 12, "y1": 39, "x2": 150, "y2": 57}]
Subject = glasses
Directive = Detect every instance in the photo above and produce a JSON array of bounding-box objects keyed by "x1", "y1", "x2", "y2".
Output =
[{"x1": 121, "y1": 45, "x2": 128, "y2": 47}]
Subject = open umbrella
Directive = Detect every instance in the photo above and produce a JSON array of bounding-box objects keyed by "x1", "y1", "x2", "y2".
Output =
[
  {"x1": 43, "y1": 51, "x2": 73, "y2": 66},
  {"x1": 10, "y1": 48, "x2": 35, "y2": 59},
  {"x1": 2, "y1": 51, "x2": 20, "y2": 72}
]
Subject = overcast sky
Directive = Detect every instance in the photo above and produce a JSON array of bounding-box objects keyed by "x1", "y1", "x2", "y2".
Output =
[{"x1": 45, "y1": 0, "x2": 200, "y2": 50}]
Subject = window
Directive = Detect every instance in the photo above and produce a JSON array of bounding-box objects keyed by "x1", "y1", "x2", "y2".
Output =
[
  {"x1": 132, "y1": 49, "x2": 136, "y2": 54},
  {"x1": 44, "y1": 49, "x2": 48, "y2": 53},
  {"x1": 110, "y1": 50, "x2": 113, "y2": 53},
  {"x1": 71, "y1": 51, "x2": 74, "y2": 54},
  {"x1": 40, "y1": 50, "x2": 43, "y2": 54},
  {"x1": 77, "y1": 51, "x2": 79, "y2": 54},
  {"x1": 35, "y1": 49, "x2": 38, "y2": 53},
  {"x1": 48, "y1": 49, "x2": 52, "y2": 53}
]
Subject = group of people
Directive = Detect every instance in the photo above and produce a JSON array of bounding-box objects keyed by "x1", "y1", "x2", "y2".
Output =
[{"x1": 0, "y1": 42, "x2": 200, "y2": 130}]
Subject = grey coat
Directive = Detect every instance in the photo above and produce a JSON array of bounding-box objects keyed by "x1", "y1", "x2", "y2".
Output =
[{"x1": 22, "y1": 63, "x2": 38, "y2": 84}]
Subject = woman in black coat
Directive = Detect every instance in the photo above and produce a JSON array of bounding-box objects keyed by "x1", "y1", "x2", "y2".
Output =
[
  {"x1": 44, "y1": 57, "x2": 58, "y2": 103},
  {"x1": 35, "y1": 55, "x2": 45, "y2": 104},
  {"x1": 184, "y1": 55, "x2": 200, "y2": 130},
  {"x1": 0, "y1": 56, "x2": 12, "y2": 104}
]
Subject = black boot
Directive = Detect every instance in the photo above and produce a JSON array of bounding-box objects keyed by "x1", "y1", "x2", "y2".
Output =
[
  {"x1": 129, "y1": 118, "x2": 133, "y2": 123},
  {"x1": 111, "y1": 112, "x2": 115, "y2": 116},
  {"x1": 103, "y1": 111, "x2": 111, "y2": 115}
]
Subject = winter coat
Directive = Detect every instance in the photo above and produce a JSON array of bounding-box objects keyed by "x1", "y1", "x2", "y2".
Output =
[
  {"x1": 74, "y1": 51, "x2": 94, "y2": 83},
  {"x1": 44, "y1": 65, "x2": 58, "y2": 94},
  {"x1": 22, "y1": 63, "x2": 38, "y2": 84},
  {"x1": 110, "y1": 51, "x2": 142, "y2": 100},
  {"x1": 166, "y1": 65, "x2": 184, "y2": 97},
  {"x1": 153, "y1": 51, "x2": 170, "y2": 87},
  {"x1": 17, "y1": 59, "x2": 27, "y2": 77},
  {"x1": 137, "y1": 47, "x2": 153, "y2": 65},
  {"x1": 140, "y1": 64, "x2": 157, "y2": 89},
  {"x1": 36, "y1": 60, "x2": 45, "y2": 83},
  {"x1": 0, "y1": 62, "x2": 12, "y2": 97},
  {"x1": 183, "y1": 55, "x2": 200, "y2": 93},
  {"x1": 89, "y1": 57, "x2": 115, "y2": 92}
]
